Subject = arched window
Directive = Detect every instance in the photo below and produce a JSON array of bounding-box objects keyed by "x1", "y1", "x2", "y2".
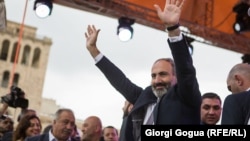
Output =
[
  {"x1": 11, "y1": 42, "x2": 20, "y2": 63},
  {"x1": 21, "y1": 45, "x2": 31, "y2": 66},
  {"x1": 1, "y1": 71, "x2": 9, "y2": 88},
  {"x1": 32, "y1": 48, "x2": 41, "y2": 68},
  {"x1": 0, "y1": 40, "x2": 10, "y2": 60},
  {"x1": 13, "y1": 73, "x2": 19, "y2": 86}
]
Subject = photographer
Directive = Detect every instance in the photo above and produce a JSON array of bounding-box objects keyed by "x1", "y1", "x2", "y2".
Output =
[{"x1": 0, "y1": 86, "x2": 32, "y2": 141}]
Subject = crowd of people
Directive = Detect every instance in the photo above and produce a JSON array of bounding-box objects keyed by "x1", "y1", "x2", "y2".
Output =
[{"x1": 0, "y1": 0, "x2": 250, "y2": 141}]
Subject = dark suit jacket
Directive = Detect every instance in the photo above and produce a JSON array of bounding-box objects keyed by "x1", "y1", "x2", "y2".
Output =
[
  {"x1": 97, "y1": 36, "x2": 201, "y2": 141},
  {"x1": 1, "y1": 131, "x2": 13, "y2": 141},
  {"x1": 221, "y1": 90, "x2": 250, "y2": 124},
  {"x1": 25, "y1": 133, "x2": 49, "y2": 141},
  {"x1": 25, "y1": 133, "x2": 78, "y2": 141}
]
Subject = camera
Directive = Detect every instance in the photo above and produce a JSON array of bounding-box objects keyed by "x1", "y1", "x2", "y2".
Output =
[
  {"x1": 10, "y1": 86, "x2": 29, "y2": 109},
  {"x1": 1, "y1": 86, "x2": 29, "y2": 109}
]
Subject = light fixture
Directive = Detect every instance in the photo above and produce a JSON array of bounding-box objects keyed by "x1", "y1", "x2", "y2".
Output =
[
  {"x1": 117, "y1": 17, "x2": 135, "y2": 42},
  {"x1": 233, "y1": 2, "x2": 250, "y2": 33},
  {"x1": 33, "y1": 0, "x2": 53, "y2": 18}
]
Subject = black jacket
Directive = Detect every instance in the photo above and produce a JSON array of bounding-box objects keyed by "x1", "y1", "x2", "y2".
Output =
[{"x1": 96, "y1": 36, "x2": 201, "y2": 141}]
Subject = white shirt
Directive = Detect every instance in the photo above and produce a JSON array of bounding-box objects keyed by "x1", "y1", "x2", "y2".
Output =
[
  {"x1": 49, "y1": 130, "x2": 71, "y2": 141},
  {"x1": 245, "y1": 87, "x2": 250, "y2": 125},
  {"x1": 143, "y1": 102, "x2": 157, "y2": 125}
]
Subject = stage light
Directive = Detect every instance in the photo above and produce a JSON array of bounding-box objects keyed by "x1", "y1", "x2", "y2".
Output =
[
  {"x1": 233, "y1": 2, "x2": 250, "y2": 33},
  {"x1": 33, "y1": 0, "x2": 53, "y2": 18},
  {"x1": 117, "y1": 17, "x2": 135, "y2": 42}
]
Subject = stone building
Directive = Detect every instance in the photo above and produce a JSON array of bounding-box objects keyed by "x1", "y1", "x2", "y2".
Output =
[
  {"x1": 0, "y1": 20, "x2": 52, "y2": 110},
  {"x1": 0, "y1": 20, "x2": 83, "y2": 130}
]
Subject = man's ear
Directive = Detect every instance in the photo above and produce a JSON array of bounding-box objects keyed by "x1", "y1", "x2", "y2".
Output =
[
  {"x1": 234, "y1": 74, "x2": 244, "y2": 86},
  {"x1": 53, "y1": 119, "x2": 56, "y2": 125}
]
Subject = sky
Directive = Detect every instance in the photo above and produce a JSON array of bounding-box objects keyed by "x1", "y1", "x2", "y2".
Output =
[{"x1": 5, "y1": 0, "x2": 243, "y2": 128}]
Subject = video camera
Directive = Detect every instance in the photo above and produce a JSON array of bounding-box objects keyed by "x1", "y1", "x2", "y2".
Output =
[{"x1": 1, "y1": 86, "x2": 29, "y2": 109}]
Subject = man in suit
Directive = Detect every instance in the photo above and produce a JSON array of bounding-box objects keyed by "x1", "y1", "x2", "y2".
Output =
[
  {"x1": 84, "y1": 0, "x2": 201, "y2": 140},
  {"x1": 221, "y1": 63, "x2": 250, "y2": 124},
  {"x1": 25, "y1": 108, "x2": 75, "y2": 141}
]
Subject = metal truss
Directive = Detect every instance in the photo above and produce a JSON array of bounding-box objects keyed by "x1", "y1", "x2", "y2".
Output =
[{"x1": 53, "y1": 0, "x2": 250, "y2": 54}]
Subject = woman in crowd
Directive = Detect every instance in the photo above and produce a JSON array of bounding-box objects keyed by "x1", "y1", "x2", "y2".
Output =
[{"x1": 12, "y1": 115, "x2": 41, "y2": 141}]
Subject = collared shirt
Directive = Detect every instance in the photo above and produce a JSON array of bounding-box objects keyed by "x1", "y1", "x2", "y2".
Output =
[
  {"x1": 49, "y1": 130, "x2": 71, "y2": 141},
  {"x1": 245, "y1": 87, "x2": 250, "y2": 125},
  {"x1": 95, "y1": 53, "x2": 103, "y2": 64},
  {"x1": 94, "y1": 33, "x2": 183, "y2": 124},
  {"x1": 246, "y1": 87, "x2": 250, "y2": 91},
  {"x1": 143, "y1": 102, "x2": 157, "y2": 125}
]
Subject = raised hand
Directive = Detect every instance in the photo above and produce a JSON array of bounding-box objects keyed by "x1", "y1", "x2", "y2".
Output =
[
  {"x1": 154, "y1": 0, "x2": 185, "y2": 27},
  {"x1": 85, "y1": 25, "x2": 101, "y2": 57},
  {"x1": 85, "y1": 25, "x2": 100, "y2": 50}
]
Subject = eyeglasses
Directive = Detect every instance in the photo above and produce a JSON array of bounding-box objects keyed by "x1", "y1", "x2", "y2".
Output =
[{"x1": 227, "y1": 85, "x2": 232, "y2": 92}]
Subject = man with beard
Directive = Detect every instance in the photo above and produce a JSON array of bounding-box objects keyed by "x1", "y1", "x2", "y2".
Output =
[{"x1": 84, "y1": 0, "x2": 201, "y2": 140}]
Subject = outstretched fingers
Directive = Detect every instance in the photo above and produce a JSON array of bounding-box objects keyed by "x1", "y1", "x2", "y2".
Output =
[
  {"x1": 176, "y1": 0, "x2": 185, "y2": 9},
  {"x1": 153, "y1": 4, "x2": 162, "y2": 15},
  {"x1": 85, "y1": 25, "x2": 96, "y2": 38}
]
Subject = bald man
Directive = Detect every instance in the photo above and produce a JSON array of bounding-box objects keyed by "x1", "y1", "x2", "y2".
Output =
[
  {"x1": 221, "y1": 63, "x2": 250, "y2": 124},
  {"x1": 81, "y1": 116, "x2": 102, "y2": 141}
]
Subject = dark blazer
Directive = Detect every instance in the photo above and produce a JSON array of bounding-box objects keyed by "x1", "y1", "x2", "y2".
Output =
[
  {"x1": 24, "y1": 133, "x2": 78, "y2": 141},
  {"x1": 119, "y1": 115, "x2": 133, "y2": 141},
  {"x1": 96, "y1": 36, "x2": 201, "y2": 141},
  {"x1": 25, "y1": 133, "x2": 49, "y2": 141},
  {"x1": 1, "y1": 131, "x2": 13, "y2": 141},
  {"x1": 221, "y1": 90, "x2": 250, "y2": 124}
]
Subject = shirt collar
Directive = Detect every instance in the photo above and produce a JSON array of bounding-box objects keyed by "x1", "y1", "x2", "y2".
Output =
[
  {"x1": 246, "y1": 87, "x2": 250, "y2": 91},
  {"x1": 49, "y1": 130, "x2": 71, "y2": 141}
]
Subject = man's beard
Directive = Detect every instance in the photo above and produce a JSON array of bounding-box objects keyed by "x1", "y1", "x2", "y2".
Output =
[{"x1": 152, "y1": 82, "x2": 171, "y2": 98}]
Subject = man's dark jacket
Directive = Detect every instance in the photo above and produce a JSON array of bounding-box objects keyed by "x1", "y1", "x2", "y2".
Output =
[
  {"x1": 24, "y1": 132, "x2": 80, "y2": 141},
  {"x1": 221, "y1": 90, "x2": 250, "y2": 124},
  {"x1": 96, "y1": 36, "x2": 201, "y2": 141}
]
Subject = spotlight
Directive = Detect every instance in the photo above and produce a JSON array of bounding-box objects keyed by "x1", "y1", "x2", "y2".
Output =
[
  {"x1": 233, "y1": 2, "x2": 250, "y2": 33},
  {"x1": 117, "y1": 17, "x2": 135, "y2": 42},
  {"x1": 33, "y1": 0, "x2": 53, "y2": 18}
]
